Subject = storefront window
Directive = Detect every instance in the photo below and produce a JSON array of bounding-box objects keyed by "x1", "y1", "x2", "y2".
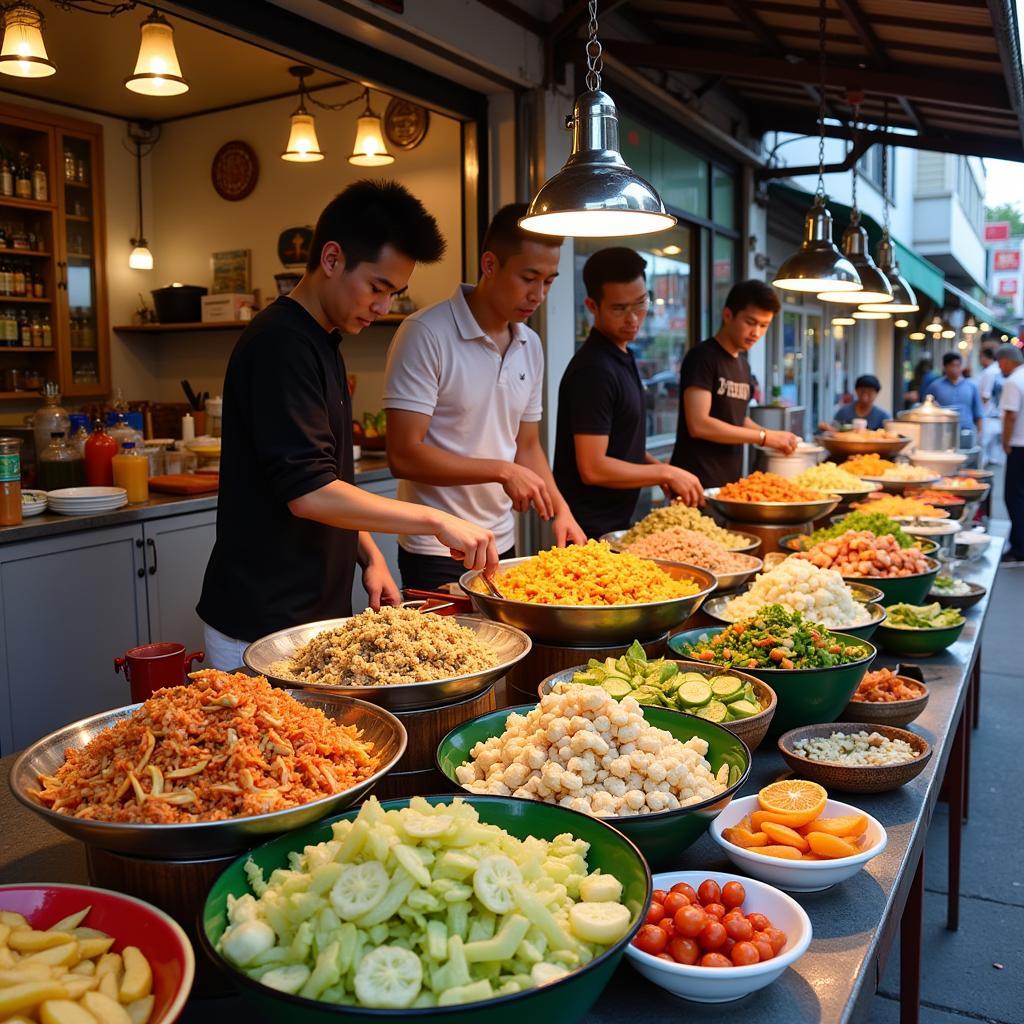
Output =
[
  {"x1": 713, "y1": 167, "x2": 735, "y2": 229},
  {"x1": 713, "y1": 234, "x2": 736, "y2": 318},
  {"x1": 574, "y1": 226, "x2": 693, "y2": 439}
]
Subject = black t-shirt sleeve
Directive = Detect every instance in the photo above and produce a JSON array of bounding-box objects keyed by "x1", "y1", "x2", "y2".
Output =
[
  {"x1": 245, "y1": 333, "x2": 341, "y2": 504},
  {"x1": 567, "y1": 363, "x2": 620, "y2": 436},
  {"x1": 679, "y1": 343, "x2": 717, "y2": 394}
]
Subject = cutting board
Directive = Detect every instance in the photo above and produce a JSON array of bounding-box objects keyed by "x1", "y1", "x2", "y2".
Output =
[{"x1": 149, "y1": 474, "x2": 219, "y2": 494}]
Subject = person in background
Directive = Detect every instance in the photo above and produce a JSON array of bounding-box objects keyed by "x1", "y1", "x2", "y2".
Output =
[
  {"x1": 832, "y1": 374, "x2": 891, "y2": 430},
  {"x1": 197, "y1": 181, "x2": 497, "y2": 670},
  {"x1": 671, "y1": 279, "x2": 798, "y2": 489},
  {"x1": 978, "y1": 345, "x2": 1004, "y2": 467},
  {"x1": 904, "y1": 357, "x2": 934, "y2": 407},
  {"x1": 997, "y1": 343, "x2": 1024, "y2": 566},
  {"x1": 385, "y1": 203, "x2": 585, "y2": 592},
  {"x1": 553, "y1": 248, "x2": 703, "y2": 540},
  {"x1": 923, "y1": 352, "x2": 983, "y2": 441}
]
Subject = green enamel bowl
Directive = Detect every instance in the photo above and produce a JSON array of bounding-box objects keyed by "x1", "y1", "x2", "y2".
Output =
[
  {"x1": 668, "y1": 627, "x2": 875, "y2": 738},
  {"x1": 700, "y1": 594, "x2": 887, "y2": 643},
  {"x1": 842, "y1": 557, "x2": 941, "y2": 606},
  {"x1": 872, "y1": 617, "x2": 967, "y2": 657},
  {"x1": 436, "y1": 706, "x2": 750, "y2": 871},
  {"x1": 200, "y1": 795, "x2": 651, "y2": 1024},
  {"x1": 779, "y1": 532, "x2": 939, "y2": 558}
]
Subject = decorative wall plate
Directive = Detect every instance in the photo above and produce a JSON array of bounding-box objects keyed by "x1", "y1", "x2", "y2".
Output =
[
  {"x1": 211, "y1": 140, "x2": 259, "y2": 201},
  {"x1": 278, "y1": 226, "x2": 313, "y2": 268},
  {"x1": 384, "y1": 97, "x2": 429, "y2": 150}
]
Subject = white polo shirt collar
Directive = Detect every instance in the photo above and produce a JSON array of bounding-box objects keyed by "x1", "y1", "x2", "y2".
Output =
[{"x1": 450, "y1": 284, "x2": 530, "y2": 348}]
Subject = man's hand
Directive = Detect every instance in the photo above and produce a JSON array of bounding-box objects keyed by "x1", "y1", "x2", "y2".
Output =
[
  {"x1": 764, "y1": 429, "x2": 800, "y2": 455},
  {"x1": 1005, "y1": 440, "x2": 1013, "y2": 455},
  {"x1": 500, "y1": 463, "x2": 555, "y2": 519},
  {"x1": 661, "y1": 465, "x2": 704, "y2": 506},
  {"x1": 552, "y1": 507, "x2": 587, "y2": 546},
  {"x1": 361, "y1": 561, "x2": 402, "y2": 611},
  {"x1": 432, "y1": 512, "x2": 499, "y2": 573}
]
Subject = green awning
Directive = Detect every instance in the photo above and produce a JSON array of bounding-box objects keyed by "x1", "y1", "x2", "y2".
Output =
[
  {"x1": 943, "y1": 281, "x2": 1017, "y2": 338},
  {"x1": 893, "y1": 240, "x2": 945, "y2": 307}
]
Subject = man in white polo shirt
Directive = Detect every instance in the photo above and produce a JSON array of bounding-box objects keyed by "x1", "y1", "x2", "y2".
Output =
[{"x1": 385, "y1": 203, "x2": 586, "y2": 591}]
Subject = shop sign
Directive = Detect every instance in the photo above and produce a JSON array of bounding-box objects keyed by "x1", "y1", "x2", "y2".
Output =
[
  {"x1": 986, "y1": 222, "x2": 1011, "y2": 241},
  {"x1": 994, "y1": 250, "x2": 1021, "y2": 270},
  {"x1": 997, "y1": 278, "x2": 1019, "y2": 296}
]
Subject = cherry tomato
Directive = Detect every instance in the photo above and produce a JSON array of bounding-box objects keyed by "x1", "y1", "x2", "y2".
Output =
[
  {"x1": 720, "y1": 937, "x2": 735, "y2": 958},
  {"x1": 657, "y1": 917, "x2": 676, "y2": 939},
  {"x1": 698, "y1": 920, "x2": 727, "y2": 951},
  {"x1": 668, "y1": 937, "x2": 700, "y2": 966},
  {"x1": 633, "y1": 924, "x2": 668, "y2": 956},
  {"x1": 724, "y1": 914, "x2": 754, "y2": 942},
  {"x1": 703, "y1": 902, "x2": 726, "y2": 920},
  {"x1": 722, "y1": 907, "x2": 745, "y2": 921},
  {"x1": 721, "y1": 881, "x2": 746, "y2": 909},
  {"x1": 656, "y1": 953, "x2": 675, "y2": 962},
  {"x1": 731, "y1": 941, "x2": 760, "y2": 966},
  {"x1": 673, "y1": 905, "x2": 707, "y2": 938},
  {"x1": 645, "y1": 903, "x2": 666, "y2": 925},
  {"x1": 651, "y1": 889, "x2": 669, "y2": 905},
  {"x1": 697, "y1": 879, "x2": 722, "y2": 905},
  {"x1": 752, "y1": 937, "x2": 774, "y2": 962},
  {"x1": 699, "y1": 952, "x2": 732, "y2": 968},
  {"x1": 662, "y1": 892, "x2": 689, "y2": 917},
  {"x1": 747, "y1": 913, "x2": 771, "y2": 933},
  {"x1": 670, "y1": 882, "x2": 699, "y2": 903},
  {"x1": 767, "y1": 927, "x2": 788, "y2": 954}
]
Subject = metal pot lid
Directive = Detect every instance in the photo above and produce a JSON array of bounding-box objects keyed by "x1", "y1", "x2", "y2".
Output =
[{"x1": 897, "y1": 395, "x2": 960, "y2": 423}]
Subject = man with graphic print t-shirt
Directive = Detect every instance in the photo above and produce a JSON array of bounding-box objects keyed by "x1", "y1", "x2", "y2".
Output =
[{"x1": 671, "y1": 279, "x2": 798, "y2": 488}]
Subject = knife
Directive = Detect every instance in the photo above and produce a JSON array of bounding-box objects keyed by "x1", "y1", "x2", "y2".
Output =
[{"x1": 181, "y1": 379, "x2": 199, "y2": 410}]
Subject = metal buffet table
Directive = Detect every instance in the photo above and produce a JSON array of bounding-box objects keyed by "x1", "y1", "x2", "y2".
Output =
[{"x1": 0, "y1": 544, "x2": 998, "y2": 1024}]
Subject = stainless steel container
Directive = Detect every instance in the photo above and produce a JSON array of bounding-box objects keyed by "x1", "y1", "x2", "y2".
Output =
[{"x1": 889, "y1": 396, "x2": 960, "y2": 452}]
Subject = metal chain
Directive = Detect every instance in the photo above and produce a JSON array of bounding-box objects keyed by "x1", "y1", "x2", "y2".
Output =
[
  {"x1": 815, "y1": 0, "x2": 827, "y2": 198},
  {"x1": 585, "y1": 0, "x2": 603, "y2": 92},
  {"x1": 881, "y1": 98, "x2": 891, "y2": 236},
  {"x1": 850, "y1": 99, "x2": 860, "y2": 219}
]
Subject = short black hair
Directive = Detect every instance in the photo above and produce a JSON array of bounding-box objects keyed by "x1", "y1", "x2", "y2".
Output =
[
  {"x1": 855, "y1": 374, "x2": 881, "y2": 391},
  {"x1": 481, "y1": 203, "x2": 563, "y2": 264},
  {"x1": 981, "y1": 345, "x2": 997, "y2": 360},
  {"x1": 307, "y1": 179, "x2": 446, "y2": 272},
  {"x1": 724, "y1": 279, "x2": 781, "y2": 316},
  {"x1": 582, "y1": 247, "x2": 648, "y2": 302},
  {"x1": 942, "y1": 351, "x2": 962, "y2": 366}
]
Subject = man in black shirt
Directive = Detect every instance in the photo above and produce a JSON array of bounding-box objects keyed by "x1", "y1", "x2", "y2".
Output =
[
  {"x1": 554, "y1": 248, "x2": 703, "y2": 538},
  {"x1": 197, "y1": 181, "x2": 498, "y2": 669},
  {"x1": 671, "y1": 279, "x2": 798, "y2": 488}
]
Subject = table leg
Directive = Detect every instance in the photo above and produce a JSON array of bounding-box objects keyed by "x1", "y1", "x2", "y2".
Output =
[
  {"x1": 947, "y1": 707, "x2": 966, "y2": 931},
  {"x1": 963, "y1": 694, "x2": 972, "y2": 824},
  {"x1": 901, "y1": 850, "x2": 924, "y2": 1024},
  {"x1": 972, "y1": 651, "x2": 981, "y2": 730}
]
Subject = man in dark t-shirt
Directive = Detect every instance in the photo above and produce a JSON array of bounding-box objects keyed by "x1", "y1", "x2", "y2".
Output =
[
  {"x1": 554, "y1": 248, "x2": 702, "y2": 538},
  {"x1": 671, "y1": 279, "x2": 798, "y2": 488},
  {"x1": 197, "y1": 181, "x2": 497, "y2": 669}
]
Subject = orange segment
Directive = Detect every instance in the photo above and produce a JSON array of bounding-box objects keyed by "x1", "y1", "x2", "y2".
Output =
[
  {"x1": 723, "y1": 826, "x2": 770, "y2": 848},
  {"x1": 757, "y1": 780, "x2": 828, "y2": 827},
  {"x1": 799, "y1": 814, "x2": 868, "y2": 839},
  {"x1": 806, "y1": 832, "x2": 861, "y2": 859},
  {"x1": 755, "y1": 845, "x2": 803, "y2": 860},
  {"x1": 761, "y1": 821, "x2": 811, "y2": 852}
]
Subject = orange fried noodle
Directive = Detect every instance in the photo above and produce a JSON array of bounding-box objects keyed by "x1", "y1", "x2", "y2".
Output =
[{"x1": 31, "y1": 669, "x2": 378, "y2": 824}]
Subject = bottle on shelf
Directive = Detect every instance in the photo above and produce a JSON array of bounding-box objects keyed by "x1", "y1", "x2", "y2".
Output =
[
  {"x1": 0, "y1": 261, "x2": 10, "y2": 296},
  {"x1": 0, "y1": 435, "x2": 22, "y2": 527},
  {"x1": 19, "y1": 311, "x2": 31, "y2": 348},
  {"x1": 0, "y1": 160, "x2": 12, "y2": 198},
  {"x1": 84, "y1": 418, "x2": 117, "y2": 486},
  {"x1": 12, "y1": 263, "x2": 24, "y2": 297},
  {"x1": 69, "y1": 311, "x2": 80, "y2": 348},
  {"x1": 40, "y1": 313, "x2": 51, "y2": 347},
  {"x1": 0, "y1": 224, "x2": 7, "y2": 248},
  {"x1": 31, "y1": 271, "x2": 43, "y2": 298},
  {"x1": 31, "y1": 163, "x2": 47, "y2": 202},
  {"x1": 38, "y1": 431, "x2": 85, "y2": 491},
  {"x1": 112, "y1": 441, "x2": 148, "y2": 503},
  {"x1": 80, "y1": 316, "x2": 95, "y2": 349},
  {"x1": 15, "y1": 153, "x2": 31, "y2": 200},
  {"x1": 76, "y1": 158, "x2": 87, "y2": 185},
  {"x1": 30, "y1": 315, "x2": 41, "y2": 348},
  {"x1": 0, "y1": 309, "x2": 14, "y2": 347}
]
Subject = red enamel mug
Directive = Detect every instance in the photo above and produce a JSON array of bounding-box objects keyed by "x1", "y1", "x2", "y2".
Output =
[{"x1": 114, "y1": 642, "x2": 204, "y2": 703}]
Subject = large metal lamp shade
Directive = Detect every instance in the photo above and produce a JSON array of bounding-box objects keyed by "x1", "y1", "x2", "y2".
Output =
[
  {"x1": 773, "y1": 197, "x2": 861, "y2": 293},
  {"x1": 817, "y1": 218, "x2": 893, "y2": 304},
  {"x1": 520, "y1": 91, "x2": 675, "y2": 237},
  {"x1": 859, "y1": 236, "x2": 919, "y2": 313}
]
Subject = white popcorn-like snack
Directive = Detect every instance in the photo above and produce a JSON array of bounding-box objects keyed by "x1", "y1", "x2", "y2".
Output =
[{"x1": 455, "y1": 685, "x2": 729, "y2": 816}]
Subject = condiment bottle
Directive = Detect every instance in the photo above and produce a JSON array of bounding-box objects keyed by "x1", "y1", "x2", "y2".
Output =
[
  {"x1": 38, "y1": 431, "x2": 85, "y2": 491},
  {"x1": 31, "y1": 383, "x2": 70, "y2": 467},
  {"x1": 112, "y1": 441, "x2": 149, "y2": 504},
  {"x1": 0, "y1": 436, "x2": 22, "y2": 526},
  {"x1": 84, "y1": 418, "x2": 117, "y2": 486}
]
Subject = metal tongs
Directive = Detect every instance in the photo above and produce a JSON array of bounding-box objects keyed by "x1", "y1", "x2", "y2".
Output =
[{"x1": 480, "y1": 572, "x2": 505, "y2": 599}]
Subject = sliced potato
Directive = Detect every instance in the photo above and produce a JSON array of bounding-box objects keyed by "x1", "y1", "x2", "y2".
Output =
[
  {"x1": 47, "y1": 909, "x2": 92, "y2": 933},
  {"x1": 39, "y1": 998, "x2": 99, "y2": 1024},
  {"x1": 0, "y1": 980, "x2": 69, "y2": 1015},
  {"x1": 82, "y1": 990, "x2": 132, "y2": 1024},
  {"x1": 0, "y1": 964, "x2": 53, "y2": 985},
  {"x1": 76, "y1": 939, "x2": 114, "y2": 961},
  {"x1": 98, "y1": 973, "x2": 120, "y2": 1002},
  {"x1": 94, "y1": 954, "x2": 122, "y2": 981},
  {"x1": 118, "y1": 948, "x2": 151, "y2": 1004},
  {"x1": 70, "y1": 961, "x2": 97, "y2": 977},
  {"x1": 0, "y1": 912, "x2": 30, "y2": 931},
  {"x1": 124, "y1": 995, "x2": 154, "y2": 1024},
  {"x1": 24, "y1": 942, "x2": 81, "y2": 968},
  {"x1": 9, "y1": 930, "x2": 76, "y2": 952},
  {"x1": 60, "y1": 975, "x2": 100, "y2": 999}
]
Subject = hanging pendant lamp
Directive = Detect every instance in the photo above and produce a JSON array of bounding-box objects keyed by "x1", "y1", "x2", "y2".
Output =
[
  {"x1": 773, "y1": 0, "x2": 860, "y2": 293},
  {"x1": 520, "y1": 2, "x2": 674, "y2": 237},
  {"x1": 817, "y1": 210, "x2": 893, "y2": 304},
  {"x1": 125, "y1": 11, "x2": 189, "y2": 96},
  {"x1": 348, "y1": 91, "x2": 394, "y2": 167},
  {"x1": 853, "y1": 310, "x2": 890, "y2": 320},
  {"x1": 128, "y1": 137, "x2": 153, "y2": 270},
  {"x1": 925, "y1": 315, "x2": 944, "y2": 334},
  {"x1": 831, "y1": 316, "x2": 856, "y2": 326},
  {"x1": 962, "y1": 317, "x2": 979, "y2": 335},
  {"x1": 0, "y1": 4, "x2": 54, "y2": 78},
  {"x1": 282, "y1": 66, "x2": 324, "y2": 162}
]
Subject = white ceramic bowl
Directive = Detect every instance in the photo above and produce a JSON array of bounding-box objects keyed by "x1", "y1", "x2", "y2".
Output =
[
  {"x1": 909, "y1": 449, "x2": 968, "y2": 474},
  {"x1": 624, "y1": 870, "x2": 812, "y2": 1003},
  {"x1": 709, "y1": 794, "x2": 887, "y2": 892},
  {"x1": 954, "y1": 530, "x2": 992, "y2": 561}
]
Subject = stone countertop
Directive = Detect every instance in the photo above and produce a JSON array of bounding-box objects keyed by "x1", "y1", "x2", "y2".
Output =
[{"x1": 0, "y1": 455, "x2": 394, "y2": 546}]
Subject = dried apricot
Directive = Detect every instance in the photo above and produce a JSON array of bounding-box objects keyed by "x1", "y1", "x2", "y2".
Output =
[
  {"x1": 761, "y1": 821, "x2": 811, "y2": 852},
  {"x1": 798, "y1": 814, "x2": 868, "y2": 839},
  {"x1": 755, "y1": 845, "x2": 803, "y2": 860},
  {"x1": 806, "y1": 832, "x2": 861, "y2": 859},
  {"x1": 722, "y1": 827, "x2": 770, "y2": 849}
]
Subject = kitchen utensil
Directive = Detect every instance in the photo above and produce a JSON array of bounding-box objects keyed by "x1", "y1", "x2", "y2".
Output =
[
  {"x1": 114, "y1": 642, "x2": 205, "y2": 703},
  {"x1": 891, "y1": 396, "x2": 960, "y2": 452}
]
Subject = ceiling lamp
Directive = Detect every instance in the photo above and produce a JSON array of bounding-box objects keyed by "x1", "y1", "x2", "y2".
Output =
[
  {"x1": 831, "y1": 316, "x2": 856, "y2": 326},
  {"x1": 348, "y1": 90, "x2": 393, "y2": 167},
  {"x1": 925, "y1": 316, "x2": 944, "y2": 333},
  {"x1": 0, "y1": 4, "x2": 54, "y2": 78},
  {"x1": 909, "y1": 331, "x2": 926, "y2": 340},
  {"x1": 128, "y1": 130, "x2": 155, "y2": 270},
  {"x1": 962, "y1": 317, "x2": 979, "y2": 335},
  {"x1": 957, "y1": 339, "x2": 969, "y2": 351},
  {"x1": 853, "y1": 310, "x2": 891, "y2": 320},
  {"x1": 125, "y1": 11, "x2": 188, "y2": 96},
  {"x1": 894, "y1": 319, "x2": 909, "y2": 328},
  {"x1": 773, "y1": 0, "x2": 860, "y2": 294},
  {"x1": 980, "y1": 321, "x2": 991, "y2": 332},
  {"x1": 520, "y1": 2, "x2": 674, "y2": 237},
  {"x1": 282, "y1": 66, "x2": 324, "y2": 162},
  {"x1": 1002, "y1": 334, "x2": 1010, "y2": 341},
  {"x1": 941, "y1": 329, "x2": 956, "y2": 339}
]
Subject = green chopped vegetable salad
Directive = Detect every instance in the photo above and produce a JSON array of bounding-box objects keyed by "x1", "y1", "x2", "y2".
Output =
[
  {"x1": 884, "y1": 602, "x2": 965, "y2": 630},
  {"x1": 804, "y1": 511, "x2": 915, "y2": 550}
]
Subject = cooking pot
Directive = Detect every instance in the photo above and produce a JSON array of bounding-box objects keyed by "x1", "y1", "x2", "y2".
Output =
[
  {"x1": 151, "y1": 283, "x2": 208, "y2": 324},
  {"x1": 888, "y1": 396, "x2": 960, "y2": 453}
]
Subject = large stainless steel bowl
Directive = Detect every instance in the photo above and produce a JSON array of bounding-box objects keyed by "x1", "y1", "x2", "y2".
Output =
[
  {"x1": 816, "y1": 433, "x2": 912, "y2": 458},
  {"x1": 704, "y1": 487, "x2": 840, "y2": 525},
  {"x1": 858, "y1": 473, "x2": 940, "y2": 494},
  {"x1": 926, "y1": 481, "x2": 992, "y2": 502},
  {"x1": 459, "y1": 557, "x2": 717, "y2": 645},
  {"x1": 600, "y1": 527, "x2": 762, "y2": 554},
  {"x1": 10, "y1": 692, "x2": 407, "y2": 859},
  {"x1": 244, "y1": 615, "x2": 531, "y2": 711}
]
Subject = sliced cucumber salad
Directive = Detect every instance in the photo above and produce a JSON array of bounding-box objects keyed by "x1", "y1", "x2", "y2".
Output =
[{"x1": 569, "y1": 641, "x2": 764, "y2": 723}]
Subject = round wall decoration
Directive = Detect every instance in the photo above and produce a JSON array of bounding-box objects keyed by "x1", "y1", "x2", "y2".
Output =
[
  {"x1": 211, "y1": 140, "x2": 259, "y2": 201},
  {"x1": 383, "y1": 98, "x2": 429, "y2": 150}
]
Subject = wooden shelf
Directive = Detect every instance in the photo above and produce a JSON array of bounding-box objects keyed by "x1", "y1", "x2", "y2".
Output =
[
  {"x1": 0, "y1": 295, "x2": 49, "y2": 303},
  {"x1": 114, "y1": 321, "x2": 248, "y2": 333},
  {"x1": 0, "y1": 248, "x2": 49, "y2": 257},
  {"x1": 63, "y1": 180, "x2": 91, "y2": 189},
  {"x1": 0, "y1": 347, "x2": 50, "y2": 353},
  {"x1": 65, "y1": 214, "x2": 90, "y2": 223},
  {"x1": 0, "y1": 390, "x2": 40, "y2": 399},
  {"x1": 0, "y1": 197, "x2": 54, "y2": 212},
  {"x1": 67, "y1": 253, "x2": 92, "y2": 261}
]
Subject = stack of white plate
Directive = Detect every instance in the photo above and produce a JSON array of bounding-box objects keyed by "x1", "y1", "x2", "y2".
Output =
[
  {"x1": 46, "y1": 486, "x2": 128, "y2": 515},
  {"x1": 20, "y1": 489, "x2": 48, "y2": 517}
]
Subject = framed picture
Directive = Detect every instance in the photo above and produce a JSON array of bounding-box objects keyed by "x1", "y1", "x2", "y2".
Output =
[
  {"x1": 212, "y1": 250, "x2": 251, "y2": 293},
  {"x1": 278, "y1": 226, "x2": 313, "y2": 268}
]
